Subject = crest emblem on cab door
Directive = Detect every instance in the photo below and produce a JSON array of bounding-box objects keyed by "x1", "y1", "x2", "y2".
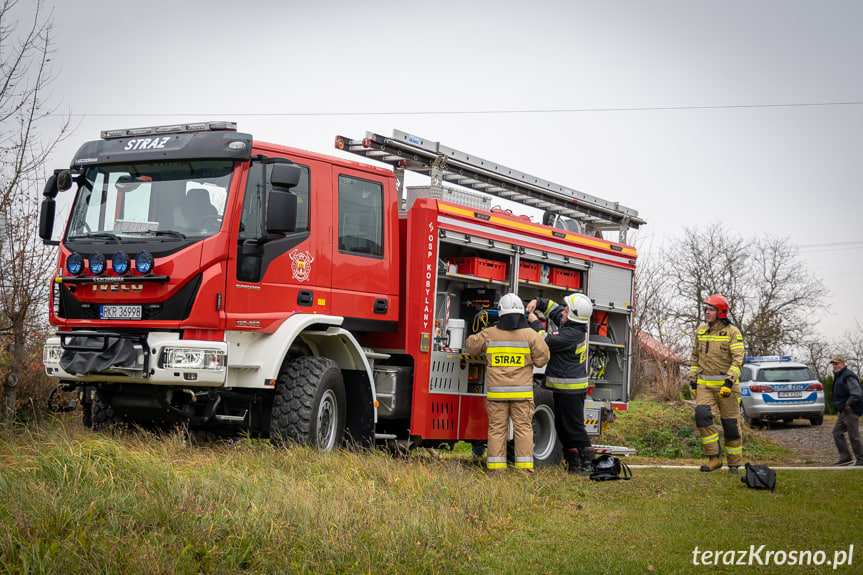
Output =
[{"x1": 289, "y1": 249, "x2": 315, "y2": 282}]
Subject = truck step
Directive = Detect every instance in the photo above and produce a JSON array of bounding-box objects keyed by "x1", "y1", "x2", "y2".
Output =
[
  {"x1": 214, "y1": 411, "x2": 247, "y2": 423},
  {"x1": 592, "y1": 444, "x2": 636, "y2": 456}
]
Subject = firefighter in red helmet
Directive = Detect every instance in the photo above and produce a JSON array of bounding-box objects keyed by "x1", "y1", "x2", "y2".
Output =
[{"x1": 690, "y1": 294, "x2": 746, "y2": 473}]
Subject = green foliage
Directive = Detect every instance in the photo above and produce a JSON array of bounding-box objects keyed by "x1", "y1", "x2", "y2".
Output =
[
  {"x1": 821, "y1": 376, "x2": 837, "y2": 415},
  {"x1": 602, "y1": 400, "x2": 704, "y2": 459},
  {"x1": 602, "y1": 399, "x2": 797, "y2": 462},
  {"x1": 0, "y1": 421, "x2": 856, "y2": 574}
]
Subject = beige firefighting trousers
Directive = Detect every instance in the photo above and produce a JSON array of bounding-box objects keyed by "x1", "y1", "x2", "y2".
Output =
[
  {"x1": 486, "y1": 399, "x2": 534, "y2": 471},
  {"x1": 696, "y1": 383, "x2": 743, "y2": 467}
]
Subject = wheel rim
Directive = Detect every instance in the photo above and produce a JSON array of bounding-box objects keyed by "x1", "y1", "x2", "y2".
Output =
[
  {"x1": 532, "y1": 404, "x2": 557, "y2": 461},
  {"x1": 317, "y1": 388, "x2": 339, "y2": 450}
]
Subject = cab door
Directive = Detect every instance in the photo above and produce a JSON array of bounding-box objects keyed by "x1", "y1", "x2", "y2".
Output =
[
  {"x1": 330, "y1": 168, "x2": 399, "y2": 331},
  {"x1": 224, "y1": 156, "x2": 333, "y2": 333}
]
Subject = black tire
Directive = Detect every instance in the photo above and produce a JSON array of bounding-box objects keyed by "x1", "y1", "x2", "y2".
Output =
[
  {"x1": 271, "y1": 357, "x2": 346, "y2": 450},
  {"x1": 810, "y1": 415, "x2": 824, "y2": 426},
  {"x1": 91, "y1": 394, "x2": 125, "y2": 431},
  {"x1": 533, "y1": 387, "x2": 562, "y2": 468}
]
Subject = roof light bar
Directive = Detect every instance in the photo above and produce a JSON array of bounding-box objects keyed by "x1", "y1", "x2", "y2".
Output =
[
  {"x1": 744, "y1": 355, "x2": 792, "y2": 362},
  {"x1": 101, "y1": 121, "x2": 237, "y2": 140}
]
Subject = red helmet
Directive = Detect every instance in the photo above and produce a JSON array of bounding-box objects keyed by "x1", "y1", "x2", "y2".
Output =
[{"x1": 703, "y1": 294, "x2": 729, "y2": 319}]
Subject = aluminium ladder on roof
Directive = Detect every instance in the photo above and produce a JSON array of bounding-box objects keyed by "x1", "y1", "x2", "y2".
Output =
[{"x1": 335, "y1": 129, "x2": 645, "y2": 237}]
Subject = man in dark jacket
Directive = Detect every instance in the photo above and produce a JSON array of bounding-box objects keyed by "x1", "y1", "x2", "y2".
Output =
[
  {"x1": 526, "y1": 293, "x2": 594, "y2": 475},
  {"x1": 829, "y1": 356, "x2": 863, "y2": 466}
]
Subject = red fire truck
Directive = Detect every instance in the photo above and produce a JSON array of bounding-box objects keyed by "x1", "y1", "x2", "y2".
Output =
[{"x1": 40, "y1": 123, "x2": 644, "y2": 464}]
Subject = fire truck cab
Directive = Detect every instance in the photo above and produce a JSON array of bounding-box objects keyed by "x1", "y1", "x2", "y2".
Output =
[{"x1": 40, "y1": 123, "x2": 643, "y2": 464}]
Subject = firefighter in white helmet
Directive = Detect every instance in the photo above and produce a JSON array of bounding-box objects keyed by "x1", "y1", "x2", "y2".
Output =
[
  {"x1": 690, "y1": 294, "x2": 746, "y2": 473},
  {"x1": 466, "y1": 293, "x2": 550, "y2": 472},
  {"x1": 526, "y1": 293, "x2": 595, "y2": 475}
]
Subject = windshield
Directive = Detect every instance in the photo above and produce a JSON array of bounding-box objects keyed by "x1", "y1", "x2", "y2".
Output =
[
  {"x1": 757, "y1": 366, "x2": 815, "y2": 383},
  {"x1": 66, "y1": 160, "x2": 234, "y2": 240}
]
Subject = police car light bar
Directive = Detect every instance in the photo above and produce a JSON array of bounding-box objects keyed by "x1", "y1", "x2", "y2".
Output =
[
  {"x1": 101, "y1": 121, "x2": 237, "y2": 140},
  {"x1": 744, "y1": 355, "x2": 792, "y2": 362}
]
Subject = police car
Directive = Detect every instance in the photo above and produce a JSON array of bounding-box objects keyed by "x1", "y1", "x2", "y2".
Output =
[{"x1": 739, "y1": 356, "x2": 825, "y2": 426}]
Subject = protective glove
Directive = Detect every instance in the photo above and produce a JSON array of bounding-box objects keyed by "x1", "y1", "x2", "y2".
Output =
[
  {"x1": 719, "y1": 379, "x2": 733, "y2": 399},
  {"x1": 690, "y1": 383, "x2": 697, "y2": 399}
]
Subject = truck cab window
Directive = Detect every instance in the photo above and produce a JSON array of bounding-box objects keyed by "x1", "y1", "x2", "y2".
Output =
[
  {"x1": 338, "y1": 175, "x2": 383, "y2": 257},
  {"x1": 237, "y1": 160, "x2": 310, "y2": 282}
]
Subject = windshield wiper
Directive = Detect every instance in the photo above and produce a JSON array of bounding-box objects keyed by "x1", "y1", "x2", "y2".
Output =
[
  {"x1": 147, "y1": 230, "x2": 187, "y2": 239},
  {"x1": 71, "y1": 232, "x2": 122, "y2": 243}
]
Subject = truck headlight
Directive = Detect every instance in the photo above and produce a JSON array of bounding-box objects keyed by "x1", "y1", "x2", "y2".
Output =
[
  {"x1": 44, "y1": 344, "x2": 63, "y2": 364},
  {"x1": 159, "y1": 348, "x2": 226, "y2": 371}
]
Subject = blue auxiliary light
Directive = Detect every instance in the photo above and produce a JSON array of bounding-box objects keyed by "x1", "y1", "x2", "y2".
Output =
[
  {"x1": 112, "y1": 252, "x2": 130, "y2": 275},
  {"x1": 135, "y1": 251, "x2": 154, "y2": 275},
  {"x1": 88, "y1": 253, "x2": 106, "y2": 275},
  {"x1": 66, "y1": 253, "x2": 84, "y2": 276},
  {"x1": 744, "y1": 355, "x2": 792, "y2": 362}
]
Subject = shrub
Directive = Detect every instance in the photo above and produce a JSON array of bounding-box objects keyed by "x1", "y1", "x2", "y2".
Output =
[{"x1": 0, "y1": 335, "x2": 58, "y2": 423}]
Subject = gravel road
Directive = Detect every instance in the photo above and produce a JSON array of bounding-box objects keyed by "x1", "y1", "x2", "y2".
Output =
[{"x1": 750, "y1": 415, "x2": 845, "y2": 466}]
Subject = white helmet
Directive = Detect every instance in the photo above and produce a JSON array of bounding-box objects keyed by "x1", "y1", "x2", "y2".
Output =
[
  {"x1": 563, "y1": 293, "x2": 592, "y2": 323},
  {"x1": 498, "y1": 293, "x2": 525, "y2": 316}
]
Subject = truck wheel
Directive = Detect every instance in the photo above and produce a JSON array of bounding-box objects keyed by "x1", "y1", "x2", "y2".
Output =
[
  {"x1": 271, "y1": 356, "x2": 346, "y2": 451},
  {"x1": 91, "y1": 395, "x2": 125, "y2": 431},
  {"x1": 533, "y1": 387, "x2": 562, "y2": 467}
]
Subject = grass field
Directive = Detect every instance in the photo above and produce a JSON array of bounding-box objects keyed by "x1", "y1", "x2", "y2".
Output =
[{"x1": 0, "y1": 405, "x2": 860, "y2": 574}]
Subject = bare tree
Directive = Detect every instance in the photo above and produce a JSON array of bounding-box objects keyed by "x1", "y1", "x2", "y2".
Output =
[
  {"x1": 662, "y1": 223, "x2": 749, "y2": 332},
  {"x1": 840, "y1": 324, "x2": 863, "y2": 375},
  {"x1": 742, "y1": 236, "x2": 828, "y2": 355},
  {"x1": 635, "y1": 223, "x2": 828, "y2": 366},
  {"x1": 0, "y1": 0, "x2": 70, "y2": 430},
  {"x1": 797, "y1": 335, "x2": 833, "y2": 381}
]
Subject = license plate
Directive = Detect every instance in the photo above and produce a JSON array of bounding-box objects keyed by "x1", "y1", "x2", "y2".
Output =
[
  {"x1": 100, "y1": 305, "x2": 142, "y2": 320},
  {"x1": 778, "y1": 391, "x2": 802, "y2": 398}
]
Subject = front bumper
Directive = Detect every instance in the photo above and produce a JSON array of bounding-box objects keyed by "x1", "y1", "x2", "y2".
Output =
[{"x1": 44, "y1": 332, "x2": 228, "y2": 386}]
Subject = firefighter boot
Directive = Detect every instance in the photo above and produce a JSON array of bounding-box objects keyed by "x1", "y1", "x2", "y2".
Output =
[
  {"x1": 700, "y1": 455, "x2": 723, "y2": 472},
  {"x1": 564, "y1": 449, "x2": 580, "y2": 474},
  {"x1": 577, "y1": 447, "x2": 596, "y2": 476}
]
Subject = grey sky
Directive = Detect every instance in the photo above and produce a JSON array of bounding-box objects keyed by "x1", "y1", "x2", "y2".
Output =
[{"x1": 31, "y1": 0, "x2": 863, "y2": 340}]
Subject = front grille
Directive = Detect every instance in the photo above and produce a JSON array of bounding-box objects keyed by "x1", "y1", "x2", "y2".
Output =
[{"x1": 59, "y1": 274, "x2": 202, "y2": 321}]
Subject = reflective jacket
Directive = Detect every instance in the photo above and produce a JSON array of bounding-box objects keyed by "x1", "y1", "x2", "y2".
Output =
[
  {"x1": 466, "y1": 314, "x2": 550, "y2": 401},
  {"x1": 689, "y1": 320, "x2": 745, "y2": 385},
  {"x1": 529, "y1": 297, "x2": 590, "y2": 395}
]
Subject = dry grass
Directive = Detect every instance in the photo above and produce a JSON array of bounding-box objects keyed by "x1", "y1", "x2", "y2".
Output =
[{"x1": 0, "y1": 410, "x2": 856, "y2": 574}]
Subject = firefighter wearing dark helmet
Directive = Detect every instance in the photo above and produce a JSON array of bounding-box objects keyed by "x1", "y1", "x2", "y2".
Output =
[{"x1": 690, "y1": 294, "x2": 746, "y2": 473}]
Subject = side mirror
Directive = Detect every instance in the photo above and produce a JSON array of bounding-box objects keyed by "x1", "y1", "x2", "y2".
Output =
[
  {"x1": 267, "y1": 189, "x2": 298, "y2": 234},
  {"x1": 39, "y1": 197, "x2": 56, "y2": 241},
  {"x1": 270, "y1": 163, "x2": 301, "y2": 190},
  {"x1": 57, "y1": 170, "x2": 73, "y2": 192},
  {"x1": 265, "y1": 163, "x2": 301, "y2": 235},
  {"x1": 42, "y1": 170, "x2": 72, "y2": 199}
]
